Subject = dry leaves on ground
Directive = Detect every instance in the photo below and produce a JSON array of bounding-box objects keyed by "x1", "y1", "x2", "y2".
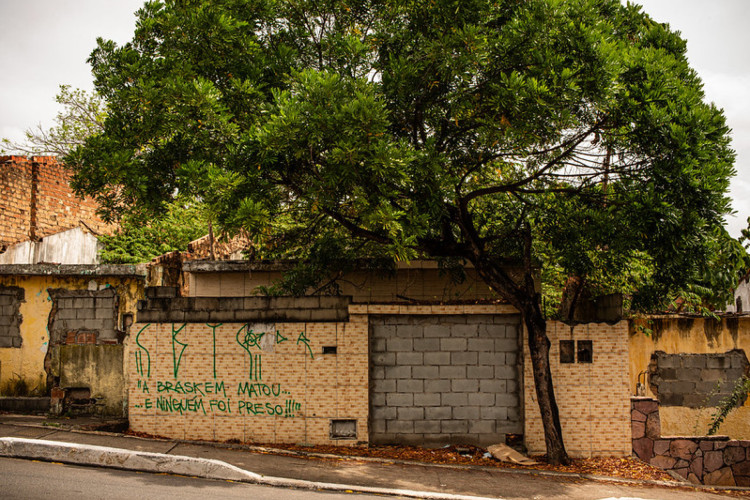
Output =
[{"x1": 250, "y1": 442, "x2": 677, "y2": 483}]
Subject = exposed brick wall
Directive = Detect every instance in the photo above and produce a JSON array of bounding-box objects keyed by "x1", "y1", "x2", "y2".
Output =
[
  {"x1": 524, "y1": 321, "x2": 632, "y2": 457},
  {"x1": 0, "y1": 156, "x2": 115, "y2": 247},
  {"x1": 0, "y1": 158, "x2": 33, "y2": 245}
]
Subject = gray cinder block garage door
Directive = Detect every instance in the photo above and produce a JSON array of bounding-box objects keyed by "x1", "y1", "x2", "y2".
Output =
[{"x1": 369, "y1": 314, "x2": 522, "y2": 446}]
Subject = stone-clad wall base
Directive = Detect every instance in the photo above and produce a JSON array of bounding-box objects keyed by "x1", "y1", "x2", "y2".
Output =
[{"x1": 632, "y1": 397, "x2": 750, "y2": 486}]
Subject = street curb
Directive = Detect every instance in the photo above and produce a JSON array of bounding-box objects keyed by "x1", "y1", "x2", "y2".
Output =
[
  {"x1": 0, "y1": 438, "x2": 500, "y2": 500},
  {"x1": 4, "y1": 422, "x2": 749, "y2": 495}
]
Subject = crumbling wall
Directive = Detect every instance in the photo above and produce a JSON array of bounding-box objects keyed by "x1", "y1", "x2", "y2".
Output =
[
  {"x1": 0, "y1": 271, "x2": 144, "y2": 415},
  {"x1": 630, "y1": 316, "x2": 750, "y2": 439},
  {"x1": 46, "y1": 287, "x2": 124, "y2": 415},
  {"x1": 0, "y1": 286, "x2": 23, "y2": 348},
  {"x1": 0, "y1": 156, "x2": 115, "y2": 249}
]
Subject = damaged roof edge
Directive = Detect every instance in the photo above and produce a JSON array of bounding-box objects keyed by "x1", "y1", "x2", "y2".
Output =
[
  {"x1": 181, "y1": 259, "x2": 462, "y2": 273},
  {"x1": 0, "y1": 263, "x2": 147, "y2": 277}
]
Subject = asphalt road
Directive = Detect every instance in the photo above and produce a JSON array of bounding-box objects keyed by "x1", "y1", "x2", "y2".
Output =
[{"x1": 0, "y1": 457, "x2": 400, "y2": 500}]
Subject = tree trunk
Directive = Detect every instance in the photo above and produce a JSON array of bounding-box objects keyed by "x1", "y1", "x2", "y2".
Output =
[
  {"x1": 522, "y1": 299, "x2": 570, "y2": 465},
  {"x1": 471, "y1": 258, "x2": 570, "y2": 465}
]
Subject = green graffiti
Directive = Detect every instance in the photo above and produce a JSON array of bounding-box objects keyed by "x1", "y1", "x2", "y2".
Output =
[
  {"x1": 206, "y1": 323, "x2": 223, "y2": 379},
  {"x1": 237, "y1": 399, "x2": 300, "y2": 417},
  {"x1": 171, "y1": 323, "x2": 188, "y2": 378},
  {"x1": 236, "y1": 325, "x2": 265, "y2": 380},
  {"x1": 157, "y1": 380, "x2": 227, "y2": 397},
  {"x1": 156, "y1": 394, "x2": 206, "y2": 415},
  {"x1": 237, "y1": 382, "x2": 281, "y2": 398},
  {"x1": 297, "y1": 331, "x2": 314, "y2": 359},
  {"x1": 135, "y1": 323, "x2": 152, "y2": 377}
]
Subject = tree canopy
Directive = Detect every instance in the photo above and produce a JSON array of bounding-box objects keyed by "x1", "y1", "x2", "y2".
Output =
[
  {"x1": 70, "y1": 0, "x2": 737, "y2": 464},
  {"x1": 98, "y1": 199, "x2": 208, "y2": 263}
]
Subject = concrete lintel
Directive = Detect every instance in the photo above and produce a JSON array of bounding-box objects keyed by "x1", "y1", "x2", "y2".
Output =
[
  {"x1": 181, "y1": 258, "x2": 514, "y2": 273},
  {"x1": 0, "y1": 264, "x2": 146, "y2": 278}
]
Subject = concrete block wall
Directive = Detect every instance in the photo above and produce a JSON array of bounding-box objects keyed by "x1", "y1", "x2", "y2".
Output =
[
  {"x1": 648, "y1": 350, "x2": 749, "y2": 407},
  {"x1": 48, "y1": 288, "x2": 119, "y2": 345},
  {"x1": 47, "y1": 287, "x2": 124, "y2": 415},
  {"x1": 185, "y1": 263, "x2": 498, "y2": 303},
  {"x1": 137, "y1": 289, "x2": 351, "y2": 323},
  {"x1": 369, "y1": 309, "x2": 522, "y2": 446},
  {"x1": 524, "y1": 321, "x2": 632, "y2": 457},
  {"x1": 0, "y1": 286, "x2": 24, "y2": 348}
]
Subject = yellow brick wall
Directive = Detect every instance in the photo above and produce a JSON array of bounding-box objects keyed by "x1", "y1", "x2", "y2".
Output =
[
  {"x1": 523, "y1": 321, "x2": 631, "y2": 457},
  {"x1": 129, "y1": 319, "x2": 368, "y2": 445}
]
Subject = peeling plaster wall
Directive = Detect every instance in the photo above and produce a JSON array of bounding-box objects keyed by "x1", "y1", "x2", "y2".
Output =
[
  {"x1": 50, "y1": 344, "x2": 125, "y2": 415},
  {"x1": 0, "y1": 274, "x2": 143, "y2": 409},
  {"x1": 630, "y1": 316, "x2": 750, "y2": 439}
]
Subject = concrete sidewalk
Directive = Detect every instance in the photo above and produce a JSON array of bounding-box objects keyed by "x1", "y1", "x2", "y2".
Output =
[{"x1": 0, "y1": 414, "x2": 743, "y2": 500}]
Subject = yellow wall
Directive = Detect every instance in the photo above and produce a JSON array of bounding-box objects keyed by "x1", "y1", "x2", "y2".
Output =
[
  {"x1": 629, "y1": 316, "x2": 750, "y2": 439},
  {"x1": 524, "y1": 321, "x2": 632, "y2": 457},
  {"x1": 0, "y1": 274, "x2": 143, "y2": 392}
]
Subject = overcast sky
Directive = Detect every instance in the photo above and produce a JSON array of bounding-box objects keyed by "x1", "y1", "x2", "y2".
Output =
[{"x1": 1, "y1": 0, "x2": 748, "y2": 236}]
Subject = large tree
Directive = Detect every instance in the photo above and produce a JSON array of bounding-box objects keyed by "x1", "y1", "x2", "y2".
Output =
[{"x1": 70, "y1": 0, "x2": 736, "y2": 464}]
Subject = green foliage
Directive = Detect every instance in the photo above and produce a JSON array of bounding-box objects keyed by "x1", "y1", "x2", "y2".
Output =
[
  {"x1": 69, "y1": 0, "x2": 740, "y2": 463},
  {"x1": 69, "y1": 0, "x2": 737, "y2": 311},
  {"x1": 99, "y1": 200, "x2": 208, "y2": 263},
  {"x1": 1, "y1": 85, "x2": 106, "y2": 157},
  {"x1": 708, "y1": 376, "x2": 750, "y2": 436}
]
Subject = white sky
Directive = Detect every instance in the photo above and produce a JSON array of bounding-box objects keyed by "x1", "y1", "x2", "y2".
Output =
[{"x1": 0, "y1": 0, "x2": 748, "y2": 236}]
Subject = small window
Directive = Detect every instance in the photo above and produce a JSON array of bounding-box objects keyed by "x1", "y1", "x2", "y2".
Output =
[
  {"x1": 559, "y1": 340, "x2": 575, "y2": 363},
  {"x1": 577, "y1": 340, "x2": 593, "y2": 363},
  {"x1": 322, "y1": 346, "x2": 338, "y2": 355},
  {"x1": 330, "y1": 419, "x2": 356, "y2": 439}
]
